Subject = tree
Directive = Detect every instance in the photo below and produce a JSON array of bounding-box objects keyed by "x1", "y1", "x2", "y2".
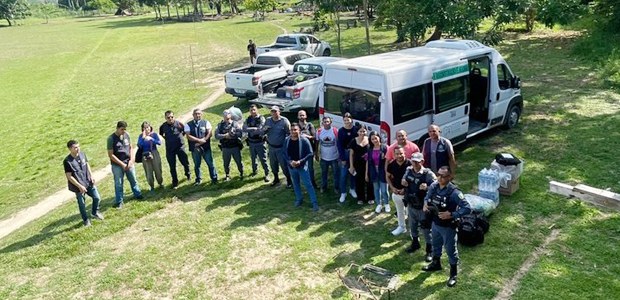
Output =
[
  {"x1": 491, "y1": 0, "x2": 585, "y2": 33},
  {"x1": 592, "y1": 0, "x2": 620, "y2": 32},
  {"x1": 0, "y1": 0, "x2": 30, "y2": 26},
  {"x1": 243, "y1": 0, "x2": 277, "y2": 20}
]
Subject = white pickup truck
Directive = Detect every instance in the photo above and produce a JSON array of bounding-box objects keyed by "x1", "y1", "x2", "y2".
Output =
[
  {"x1": 250, "y1": 57, "x2": 343, "y2": 115},
  {"x1": 224, "y1": 50, "x2": 313, "y2": 99},
  {"x1": 257, "y1": 33, "x2": 332, "y2": 57}
]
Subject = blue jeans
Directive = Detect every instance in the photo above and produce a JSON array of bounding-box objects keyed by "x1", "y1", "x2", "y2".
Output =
[
  {"x1": 338, "y1": 150, "x2": 356, "y2": 193},
  {"x1": 111, "y1": 164, "x2": 142, "y2": 205},
  {"x1": 432, "y1": 223, "x2": 459, "y2": 265},
  {"x1": 75, "y1": 185, "x2": 101, "y2": 222},
  {"x1": 408, "y1": 206, "x2": 431, "y2": 243},
  {"x1": 192, "y1": 148, "x2": 218, "y2": 182},
  {"x1": 288, "y1": 165, "x2": 318, "y2": 207},
  {"x1": 320, "y1": 158, "x2": 339, "y2": 190},
  {"x1": 372, "y1": 181, "x2": 389, "y2": 205}
]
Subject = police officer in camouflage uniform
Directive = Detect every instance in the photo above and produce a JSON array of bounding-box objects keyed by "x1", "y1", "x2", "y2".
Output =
[
  {"x1": 401, "y1": 152, "x2": 436, "y2": 261},
  {"x1": 422, "y1": 166, "x2": 471, "y2": 287}
]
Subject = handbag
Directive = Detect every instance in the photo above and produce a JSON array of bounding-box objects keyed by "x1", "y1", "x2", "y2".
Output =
[{"x1": 135, "y1": 146, "x2": 143, "y2": 163}]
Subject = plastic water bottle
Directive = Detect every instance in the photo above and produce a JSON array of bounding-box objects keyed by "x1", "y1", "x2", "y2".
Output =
[{"x1": 478, "y1": 168, "x2": 488, "y2": 192}]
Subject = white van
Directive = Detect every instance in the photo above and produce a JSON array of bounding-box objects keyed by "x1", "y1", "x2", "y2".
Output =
[{"x1": 319, "y1": 39, "x2": 522, "y2": 146}]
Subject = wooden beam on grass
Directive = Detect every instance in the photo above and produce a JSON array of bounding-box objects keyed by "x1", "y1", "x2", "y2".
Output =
[{"x1": 549, "y1": 181, "x2": 620, "y2": 211}]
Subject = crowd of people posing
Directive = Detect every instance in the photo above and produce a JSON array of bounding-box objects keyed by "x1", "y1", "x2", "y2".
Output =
[{"x1": 63, "y1": 104, "x2": 472, "y2": 287}]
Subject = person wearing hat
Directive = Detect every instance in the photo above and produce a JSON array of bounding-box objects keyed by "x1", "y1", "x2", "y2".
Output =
[
  {"x1": 264, "y1": 105, "x2": 292, "y2": 187},
  {"x1": 401, "y1": 152, "x2": 437, "y2": 261},
  {"x1": 215, "y1": 109, "x2": 244, "y2": 181}
]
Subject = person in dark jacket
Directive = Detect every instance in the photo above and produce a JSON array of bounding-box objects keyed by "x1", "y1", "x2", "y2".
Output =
[
  {"x1": 422, "y1": 125, "x2": 456, "y2": 176},
  {"x1": 284, "y1": 123, "x2": 318, "y2": 211},
  {"x1": 215, "y1": 109, "x2": 244, "y2": 181}
]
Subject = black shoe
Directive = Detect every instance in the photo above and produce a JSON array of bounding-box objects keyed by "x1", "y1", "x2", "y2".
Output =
[
  {"x1": 405, "y1": 239, "x2": 421, "y2": 254},
  {"x1": 270, "y1": 179, "x2": 281, "y2": 187},
  {"x1": 135, "y1": 194, "x2": 144, "y2": 200},
  {"x1": 447, "y1": 264, "x2": 458, "y2": 287},
  {"x1": 83, "y1": 219, "x2": 92, "y2": 227},
  {"x1": 186, "y1": 174, "x2": 191, "y2": 181},
  {"x1": 194, "y1": 180, "x2": 202, "y2": 186},
  {"x1": 172, "y1": 184, "x2": 179, "y2": 190},
  {"x1": 250, "y1": 172, "x2": 257, "y2": 177},
  {"x1": 422, "y1": 257, "x2": 442, "y2": 272},
  {"x1": 286, "y1": 183, "x2": 293, "y2": 189},
  {"x1": 425, "y1": 244, "x2": 433, "y2": 262}
]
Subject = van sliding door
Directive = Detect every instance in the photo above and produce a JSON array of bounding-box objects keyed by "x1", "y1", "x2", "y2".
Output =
[{"x1": 432, "y1": 64, "x2": 470, "y2": 144}]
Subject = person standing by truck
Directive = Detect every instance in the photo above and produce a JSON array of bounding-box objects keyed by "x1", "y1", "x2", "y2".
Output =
[
  {"x1": 264, "y1": 106, "x2": 292, "y2": 187},
  {"x1": 247, "y1": 40, "x2": 257, "y2": 64},
  {"x1": 297, "y1": 110, "x2": 317, "y2": 188},
  {"x1": 215, "y1": 110, "x2": 244, "y2": 181},
  {"x1": 243, "y1": 105, "x2": 270, "y2": 182}
]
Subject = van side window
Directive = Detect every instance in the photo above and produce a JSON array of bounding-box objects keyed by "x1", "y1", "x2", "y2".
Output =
[
  {"x1": 497, "y1": 64, "x2": 513, "y2": 90},
  {"x1": 434, "y1": 76, "x2": 469, "y2": 113},
  {"x1": 392, "y1": 83, "x2": 431, "y2": 125},
  {"x1": 324, "y1": 85, "x2": 381, "y2": 125}
]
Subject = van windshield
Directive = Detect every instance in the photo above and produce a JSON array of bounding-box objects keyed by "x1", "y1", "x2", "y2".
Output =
[{"x1": 324, "y1": 85, "x2": 380, "y2": 125}]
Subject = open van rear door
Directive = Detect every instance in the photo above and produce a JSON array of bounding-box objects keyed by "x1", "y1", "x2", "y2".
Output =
[{"x1": 431, "y1": 64, "x2": 470, "y2": 144}]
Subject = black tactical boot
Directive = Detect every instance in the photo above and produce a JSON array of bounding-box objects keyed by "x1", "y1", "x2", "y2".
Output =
[
  {"x1": 422, "y1": 257, "x2": 442, "y2": 272},
  {"x1": 424, "y1": 244, "x2": 433, "y2": 262},
  {"x1": 405, "y1": 238, "x2": 421, "y2": 253},
  {"x1": 447, "y1": 264, "x2": 458, "y2": 287}
]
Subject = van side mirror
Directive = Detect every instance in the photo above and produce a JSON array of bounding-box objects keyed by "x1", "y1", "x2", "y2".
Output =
[{"x1": 511, "y1": 76, "x2": 521, "y2": 89}]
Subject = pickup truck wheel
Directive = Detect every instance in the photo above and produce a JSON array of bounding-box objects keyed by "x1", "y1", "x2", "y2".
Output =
[
  {"x1": 322, "y1": 49, "x2": 331, "y2": 57},
  {"x1": 504, "y1": 105, "x2": 521, "y2": 129}
]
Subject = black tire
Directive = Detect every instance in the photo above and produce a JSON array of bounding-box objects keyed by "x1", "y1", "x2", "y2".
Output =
[
  {"x1": 322, "y1": 49, "x2": 331, "y2": 57},
  {"x1": 504, "y1": 105, "x2": 521, "y2": 129}
]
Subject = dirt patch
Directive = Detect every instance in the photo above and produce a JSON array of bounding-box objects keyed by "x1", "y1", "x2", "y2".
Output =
[{"x1": 493, "y1": 229, "x2": 561, "y2": 300}]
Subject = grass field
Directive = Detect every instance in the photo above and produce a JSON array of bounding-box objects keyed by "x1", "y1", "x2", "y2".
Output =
[{"x1": 1, "y1": 13, "x2": 619, "y2": 299}]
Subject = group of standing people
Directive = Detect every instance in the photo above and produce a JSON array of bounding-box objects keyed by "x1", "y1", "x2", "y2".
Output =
[{"x1": 63, "y1": 106, "x2": 470, "y2": 287}]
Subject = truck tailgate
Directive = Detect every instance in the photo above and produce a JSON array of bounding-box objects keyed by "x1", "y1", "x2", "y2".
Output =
[{"x1": 225, "y1": 73, "x2": 254, "y2": 92}]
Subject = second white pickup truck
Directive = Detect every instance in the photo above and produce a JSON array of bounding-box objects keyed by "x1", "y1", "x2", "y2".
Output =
[
  {"x1": 250, "y1": 57, "x2": 344, "y2": 115},
  {"x1": 257, "y1": 34, "x2": 332, "y2": 57},
  {"x1": 224, "y1": 50, "x2": 313, "y2": 99}
]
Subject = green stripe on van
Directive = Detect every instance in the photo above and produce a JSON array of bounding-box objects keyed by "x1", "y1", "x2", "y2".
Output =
[{"x1": 432, "y1": 64, "x2": 469, "y2": 81}]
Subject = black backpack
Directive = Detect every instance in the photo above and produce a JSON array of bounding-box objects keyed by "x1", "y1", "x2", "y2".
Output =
[{"x1": 458, "y1": 212, "x2": 490, "y2": 246}]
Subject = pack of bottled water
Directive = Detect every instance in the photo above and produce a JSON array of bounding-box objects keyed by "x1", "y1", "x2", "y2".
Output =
[{"x1": 478, "y1": 168, "x2": 500, "y2": 204}]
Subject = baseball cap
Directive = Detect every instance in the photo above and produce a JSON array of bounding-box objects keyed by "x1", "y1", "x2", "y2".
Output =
[
  {"x1": 270, "y1": 106, "x2": 280, "y2": 112},
  {"x1": 411, "y1": 152, "x2": 424, "y2": 162}
]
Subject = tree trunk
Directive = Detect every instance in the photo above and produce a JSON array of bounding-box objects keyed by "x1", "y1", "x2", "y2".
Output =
[
  {"x1": 215, "y1": 3, "x2": 222, "y2": 15},
  {"x1": 166, "y1": 2, "x2": 171, "y2": 18},
  {"x1": 363, "y1": 0, "x2": 370, "y2": 54},
  {"x1": 175, "y1": 4, "x2": 180, "y2": 20},
  {"x1": 334, "y1": 10, "x2": 341, "y2": 55},
  {"x1": 6, "y1": 18, "x2": 12, "y2": 26},
  {"x1": 426, "y1": 26, "x2": 442, "y2": 43},
  {"x1": 395, "y1": 22, "x2": 405, "y2": 43}
]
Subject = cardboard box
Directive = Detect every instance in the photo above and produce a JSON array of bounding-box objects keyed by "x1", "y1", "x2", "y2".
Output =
[{"x1": 499, "y1": 178, "x2": 519, "y2": 195}]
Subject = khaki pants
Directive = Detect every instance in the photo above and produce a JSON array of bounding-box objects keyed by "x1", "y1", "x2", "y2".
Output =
[{"x1": 142, "y1": 148, "x2": 163, "y2": 189}]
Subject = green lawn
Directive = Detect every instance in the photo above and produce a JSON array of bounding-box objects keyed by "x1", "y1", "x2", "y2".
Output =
[{"x1": 0, "y1": 13, "x2": 619, "y2": 299}]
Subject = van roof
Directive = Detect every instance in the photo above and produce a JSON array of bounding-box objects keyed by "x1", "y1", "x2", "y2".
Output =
[{"x1": 329, "y1": 39, "x2": 493, "y2": 73}]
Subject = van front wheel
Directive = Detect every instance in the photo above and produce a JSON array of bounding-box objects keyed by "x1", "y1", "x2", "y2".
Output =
[{"x1": 504, "y1": 105, "x2": 521, "y2": 129}]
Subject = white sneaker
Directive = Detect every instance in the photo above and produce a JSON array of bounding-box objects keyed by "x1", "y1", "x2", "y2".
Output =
[
  {"x1": 384, "y1": 205, "x2": 391, "y2": 213},
  {"x1": 375, "y1": 204, "x2": 382, "y2": 213},
  {"x1": 339, "y1": 193, "x2": 346, "y2": 203},
  {"x1": 391, "y1": 226, "x2": 406, "y2": 236},
  {"x1": 349, "y1": 188, "x2": 358, "y2": 198}
]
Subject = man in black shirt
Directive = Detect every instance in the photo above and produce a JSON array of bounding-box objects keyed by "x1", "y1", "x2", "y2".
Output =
[
  {"x1": 386, "y1": 146, "x2": 411, "y2": 236},
  {"x1": 159, "y1": 110, "x2": 191, "y2": 189},
  {"x1": 63, "y1": 140, "x2": 103, "y2": 226}
]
